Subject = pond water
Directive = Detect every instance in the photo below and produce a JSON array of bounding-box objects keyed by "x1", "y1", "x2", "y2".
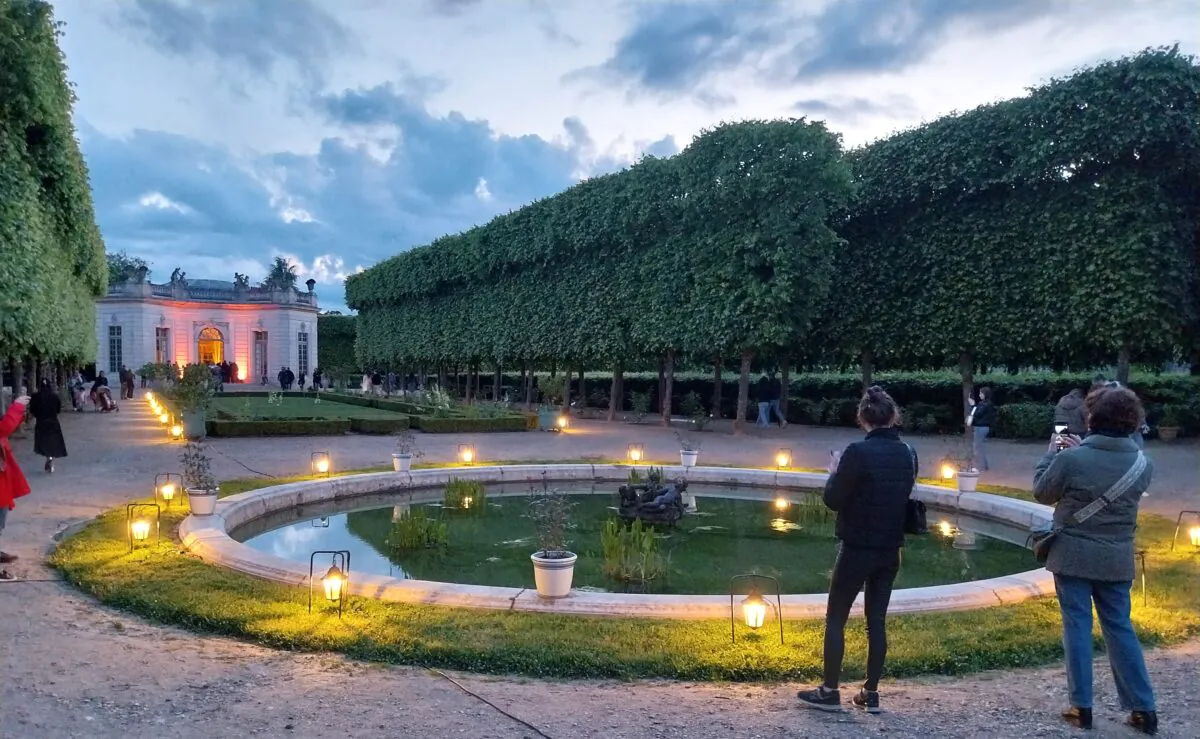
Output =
[{"x1": 236, "y1": 483, "x2": 1035, "y2": 595}]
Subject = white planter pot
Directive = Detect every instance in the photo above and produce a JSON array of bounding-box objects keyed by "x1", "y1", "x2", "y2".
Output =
[
  {"x1": 957, "y1": 471, "x2": 980, "y2": 493},
  {"x1": 680, "y1": 450, "x2": 699, "y2": 468},
  {"x1": 681, "y1": 491, "x2": 698, "y2": 513},
  {"x1": 392, "y1": 453, "x2": 413, "y2": 472},
  {"x1": 187, "y1": 487, "x2": 219, "y2": 516},
  {"x1": 530, "y1": 551, "x2": 577, "y2": 599}
]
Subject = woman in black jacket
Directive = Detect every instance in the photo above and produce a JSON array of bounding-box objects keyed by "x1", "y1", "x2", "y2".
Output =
[
  {"x1": 968, "y1": 386, "x2": 998, "y2": 470},
  {"x1": 30, "y1": 380, "x2": 67, "y2": 473},
  {"x1": 798, "y1": 386, "x2": 915, "y2": 714}
]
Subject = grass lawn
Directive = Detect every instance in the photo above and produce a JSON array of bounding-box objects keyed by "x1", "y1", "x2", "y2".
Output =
[
  {"x1": 51, "y1": 468, "x2": 1200, "y2": 682},
  {"x1": 210, "y1": 395, "x2": 405, "y2": 420}
]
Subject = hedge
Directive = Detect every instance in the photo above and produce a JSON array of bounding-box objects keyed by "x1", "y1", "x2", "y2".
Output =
[
  {"x1": 206, "y1": 419, "x2": 352, "y2": 437},
  {"x1": 415, "y1": 415, "x2": 534, "y2": 433},
  {"x1": 349, "y1": 417, "x2": 410, "y2": 434}
]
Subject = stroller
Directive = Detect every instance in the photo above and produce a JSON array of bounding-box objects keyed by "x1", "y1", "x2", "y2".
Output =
[{"x1": 92, "y1": 386, "x2": 120, "y2": 413}]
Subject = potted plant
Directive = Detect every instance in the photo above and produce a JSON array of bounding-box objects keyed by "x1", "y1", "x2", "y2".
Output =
[
  {"x1": 675, "y1": 430, "x2": 701, "y2": 468},
  {"x1": 181, "y1": 440, "x2": 219, "y2": 515},
  {"x1": 1157, "y1": 405, "x2": 1183, "y2": 442},
  {"x1": 528, "y1": 484, "x2": 576, "y2": 599},
  {"x1": 392, "y1": 428, "x2": 422, "y2": 472},
  {"x1": 944, "y1": 437, "x2": 980, "y2": 492},
  {"x1": 168, "y1": 363, "x2": 215, "y2": 439}
]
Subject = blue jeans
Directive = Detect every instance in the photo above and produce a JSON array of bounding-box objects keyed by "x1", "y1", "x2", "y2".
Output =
[
  {"x1": 0, "y1": 505, "x2": 8, "y2": 546},
  {"x1": 768, "y1": 399, "x2": 786, "y2": 425},
  {"x1": 756, "y1": 402, "x2": 770, "y2": 427},
  {"x1": 972, "y1": 425, "x2": 990, "y2": 470},
  {"x1": 1054, "y1": 574, "x2": 1155, "y2": 711}
]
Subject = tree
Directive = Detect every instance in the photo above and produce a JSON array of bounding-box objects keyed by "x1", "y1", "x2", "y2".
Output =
[
  {"x1": 262, "y1": 256, "x2": 299, "y2": 291},
  {"x1": 106, "y1": 251, "x2": 151, "y2": 284}
]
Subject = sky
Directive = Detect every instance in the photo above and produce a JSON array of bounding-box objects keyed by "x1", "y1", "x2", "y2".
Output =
[{"x1": 53, "y1": 0, "x2": 1198, "y2": 313}]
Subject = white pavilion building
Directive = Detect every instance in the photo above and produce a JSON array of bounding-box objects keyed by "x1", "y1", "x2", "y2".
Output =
[{"x1": 95, "y1": 276, "x2": 320, "y2": 384}]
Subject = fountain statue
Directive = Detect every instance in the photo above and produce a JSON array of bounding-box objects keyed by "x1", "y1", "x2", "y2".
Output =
[{"x1": 617, "y1": 476, "x2": 688, "y2": 526}]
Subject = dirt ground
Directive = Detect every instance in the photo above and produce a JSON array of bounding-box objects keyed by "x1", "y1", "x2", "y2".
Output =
[{"x1": 1, "y1": 396, "x2": 1197, "y2": 738}]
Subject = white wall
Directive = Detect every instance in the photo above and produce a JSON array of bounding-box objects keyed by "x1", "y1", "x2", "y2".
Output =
[{"x1": 95, "y1": 298, "x2": 318, "y2": 385}]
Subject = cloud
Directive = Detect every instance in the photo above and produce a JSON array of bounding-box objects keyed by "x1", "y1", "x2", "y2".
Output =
[
  {"x1": 576, "y1": 0, "x2": 1097, "y2": 100},
  {"x1": 117, "y1": 0, "x2": 357, "y2": 88},
  {"x1": 566, "y1": 0, "x2": 782, "y2": 106},
  {"x1": 427, "y1": 0, "x2": 482, "y2": 16},
  {"x1": 79, "y1": 85, "x2": 673, "y2": 311},
  {"x1": 793, "y1": 95, "x2": 920, "y2": 123}
]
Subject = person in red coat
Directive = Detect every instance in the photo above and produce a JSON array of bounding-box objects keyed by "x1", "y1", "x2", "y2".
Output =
[{"x1": 1, "y1": 393, "x2": 32, "y2": 578}]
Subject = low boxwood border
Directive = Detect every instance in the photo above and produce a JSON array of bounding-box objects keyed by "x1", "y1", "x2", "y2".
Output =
[
  {"x1": 206, "y1": 419, "x2": 353, "y2": 437},
  {"x1": 50, "y1": 469, "x2": 1200, "y2": 682},
  {"x1": 414, "y1": 415, "x2": 532, "y2": 433}
]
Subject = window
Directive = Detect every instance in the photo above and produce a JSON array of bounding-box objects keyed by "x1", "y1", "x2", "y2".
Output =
[
  {"x1": 155, "y1": 327, "x2": 171, "y2": 364},
  {"x1": 108, "y1": 325, "x2": 123, "y2": 374},
  {"x1": 253, "y1": 331, "x2": 268, "y2": 382},
  {"x1": 297, "y1": 331, "x2": 310, "y2": 377}
]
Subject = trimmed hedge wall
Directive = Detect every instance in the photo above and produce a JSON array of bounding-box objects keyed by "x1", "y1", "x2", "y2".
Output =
[
  {"x1": 349, "y1": 417, "x2": 411, "y2": 434},
  {"x1": 415, "y1": 415, "x2": 534, "y2": 433},
  {"x1": 206, "y1": 419, "x2": 352, "y2": 437}
]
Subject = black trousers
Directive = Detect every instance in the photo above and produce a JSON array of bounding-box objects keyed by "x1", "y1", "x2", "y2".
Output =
[{"x1": 823, "y1": 542, "x2": 901, "y2": 691}]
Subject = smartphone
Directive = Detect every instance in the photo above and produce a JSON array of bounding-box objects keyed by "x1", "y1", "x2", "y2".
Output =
[{"x1": 1054, "y1": 422, "x2": 1069, "y2": 449}]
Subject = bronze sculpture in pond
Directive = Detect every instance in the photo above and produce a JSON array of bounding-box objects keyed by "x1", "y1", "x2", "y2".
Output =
[{"x1": 617, "y1": 475, "x2": 688, "y2": 527}]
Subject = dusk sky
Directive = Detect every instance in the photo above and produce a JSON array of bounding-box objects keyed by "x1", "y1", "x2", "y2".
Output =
[{"x1": 54, "y1": 0, "x2": 1197, "y2": 312}]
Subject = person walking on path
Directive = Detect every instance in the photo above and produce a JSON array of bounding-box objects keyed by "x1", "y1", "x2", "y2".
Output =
[
  {"x1": 967, "y1": 386, "x2": 997, "y2": 471},
  {"x1": 797, "y1": 386, "x2": 915, "y2": 714},
  {"x1": 0, "y1": 391, "x2": 32, "y2": 579},
  {"x1": 29, "y1": 380, "x2": 67, "y2": 474},
  {"x1": 754, "y1": 372, "x2": 771, "y2": 427},
  {"x1": 1033, "y1": 384, "x2": 1158, "y2": 735},
  {"x1": 767, "y1": 371, "x2": 788, "y2": 428}
]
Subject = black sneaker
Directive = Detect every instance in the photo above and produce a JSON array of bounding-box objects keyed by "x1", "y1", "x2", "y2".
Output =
[
  {"x1": 853, "y1": 687, "x2": 880, "y2": 714},
  {"x1": 1062, "y1": 706, "x2": 1093, "y2": 730},
  {"x1": 1127, "y1": 711, "x2": 1157, "y2": 735},
  {"x1": 797, "y1": 686, "x2": 842, "y2": 712}
]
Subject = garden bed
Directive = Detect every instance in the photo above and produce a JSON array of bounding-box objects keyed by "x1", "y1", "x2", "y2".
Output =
[{"x1": 51, "y1": 467, "x2": 1200, "y2": 682}]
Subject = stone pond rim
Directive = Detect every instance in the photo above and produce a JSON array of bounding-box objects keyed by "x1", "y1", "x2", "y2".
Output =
[{"x1": 178, "y1": 465, "x2": 1057, "y2": 620}]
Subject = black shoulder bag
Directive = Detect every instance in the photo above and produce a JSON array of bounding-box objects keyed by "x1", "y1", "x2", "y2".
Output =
[
  {"x1": 1028, "y1": 451, "x2": 1146, "y2": 564},
  {"x1": 903, "y1": 443, "x2": 927, "y2": 535}
]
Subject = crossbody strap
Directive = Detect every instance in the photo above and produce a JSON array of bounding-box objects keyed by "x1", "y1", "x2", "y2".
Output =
[{"x1": 1068, "y1": 451, "x2": 1146, "y2": 527}]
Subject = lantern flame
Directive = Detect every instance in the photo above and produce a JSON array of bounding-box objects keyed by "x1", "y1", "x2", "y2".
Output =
[
  {"x1": 322, "y1": 565, "x2": 345, "y2": 603},
  {"x1": 131, "y1": 519, "x2": 152, "y2": 542},
  {"x1": 742, "y1": 591, "x2": 767, "y2": 629},
  {"x1": 159, "y1": 483, "x2": 176, "y2": 501}
]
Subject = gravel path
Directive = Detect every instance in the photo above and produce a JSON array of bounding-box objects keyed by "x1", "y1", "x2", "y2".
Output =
[{"x1": 1, "y1": 397, "x2": 1196, "y2": 738}]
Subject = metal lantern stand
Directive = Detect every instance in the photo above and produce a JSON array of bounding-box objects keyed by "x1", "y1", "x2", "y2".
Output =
[
  {"x1": 730, "y1": 573, "x2": 785, "y2": 645},
  {"x1": 1170, "y1": 510, "x2": 1200, "y2": 551},
  {"x1": 308, "y1": 550, "x2": 351, "y2": 617},
  {"x1": 153, "y1": 473, "x2": 183, "y2": 509},
  {"x1": 310, "y1": 451, "x2": 332, "y2": 478},
  {"x1": 126, "y1": 502, "x2": 162, "y2": 553}
]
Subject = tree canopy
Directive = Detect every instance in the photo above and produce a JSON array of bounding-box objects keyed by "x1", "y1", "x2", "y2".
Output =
[
  {"x1": 0, "y1": 0, "x2": 106, "y2": 365},
  {"x1": 349, "y1": 48, "x2": 1199, "y2": 381}
]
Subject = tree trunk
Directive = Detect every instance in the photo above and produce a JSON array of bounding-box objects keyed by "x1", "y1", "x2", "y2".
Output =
[
  {"x1": 780, "y1": 356, "x2": 791, "y2": 418},
  {"x1": 661, "y1": 349, "x2": 675, "y2": 426},
  {"x1": 523, "y1": 366, "x2": 533, "y2": 408},
  {"x1": 1116, "y1": 341, "x2": 1131, "y2": 385},
  {"x1": 563, "y1": 367, "x2": 572, "y2": 411},
  {"x1": 437, "y1": 365, "x2": 446, "y2": 391},
  {"x1": 959, "y1": 352, "x2": 974, "y2": 461},
  {"x1": 607, "y1": 363, "x2": 623, "y2": 422},
  {"x1": 494, "y1": 365, "x2": 502, "y2": 400},
  {"x1": 861, "y1": 348, "x2": 874, "y2": 391},
  {"x1": 577, "y1": 366, "x2": 585, "y2": 409},
  {"x1": 656, "y1": 357, "x2": 665, "y2": 415},
  {"x1": 734, "y1": 350, "x2": 753, "y2": 435},
  {"x1": 711, "y1": 358, "x2": 723, "y2": 419}
]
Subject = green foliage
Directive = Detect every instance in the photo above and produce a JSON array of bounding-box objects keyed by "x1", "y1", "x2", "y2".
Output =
[
  {"x1": 680, "y1": 391, "x2": 710, "y2": 430},
  {"x1": 206, "y1": 419, "x2": 353, "y2": 437},
  {"x1": 107, "y1": 250, "x2": 150, "y2": 284},
  {"x1": 0, "y1": 1, "x2": 106, "y2": 364},
  {"x1": 628, "y1": 390, "x2": 652, "y2": 422},
  {"x1": 166, "y1": 363, "x2": 215, "y2": 414},
  {"x1": 993, "y1": 403, "x2": 1057, "y2": 440},
  {"x1": 137, "y1": 362, "x2": 170, "y2": 381},
  {"x1": 387, "y1": 508, "x2": 448, "y2": 552},
  {"x1": 261, "y1": 256, "x2": 298, "y2": 291},
  {"x1": 538, "y1": 373, "x2": 566, "y2": 405},
  {"x1": 180, "y1": 441, "x2": 216, "y2": 491},
  {"x1": 601, "y1": 519, "x2": 668, "y2": 583},
  {"x1": 317, "y1": 315, "x2": 359, "y2": 381},
  {"x1": 529, "y1": 484, "x2": 573, "y2": 555},
  {"x1": 443, "y1": 478, "x2": 486, "y2": 512},
  {"x1": 1158, "y1": 404, "x2": 1184, "y2": 427}
]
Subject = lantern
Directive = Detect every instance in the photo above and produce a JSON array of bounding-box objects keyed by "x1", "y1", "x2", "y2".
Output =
[
  {"x1": 937, "y1": 520, "x2": 955, "y2": 538},
  {"x1": 310, "y1": 451, "x2": 332, "y2": 477},
  {"x1": 170, "y1": 424, "x2": 184, "y2": 439},
  {"x1": 940, "y1": 463, "x2": 957, "y2": 481},
  {"x1": 729, "y1": 574, "x2": 784, "y2": 645},
  {"x1": 1170, "y1": 511, "x2": 1200, "y2": 552},
  {"x1": 1190, "y1": 526, "x2": 1200, "y2": 548},
  {"x1": 627, "y1": 444, "x2": 644, "y2": 464},
  {"x1": 461, "y1": 496, "x2": 473, "y2": 510},
  {"x1": 774, "y1": 497, "x2": 789, "y2": 511},
  {"x1": 457, "y1": 444, "x2": 476, "y2": 464},
  {"x1": 125, "y1": 502, "x2": 161, "y2": 552},
  {"x1": 742, "y1": 589, "x2": 767, "y2": 629},
  {"x1": 775, "y1": 448, "x2": 792, "y2": 469},
  {"x1": 158, "y1": 412, "x2": 170, "y2": 424},
  {"x1": 146, "y1": 391, "x2": 155, "y2": 403},
  {"x1": 556, "y1": 415, "x2": 569, "y2": 430},
  {"x1": 308, "y1": 550, "x2": 350, "y2": 617},
  {"x1": 154, "y1": 473, "x2": 182, "y2": 508}
]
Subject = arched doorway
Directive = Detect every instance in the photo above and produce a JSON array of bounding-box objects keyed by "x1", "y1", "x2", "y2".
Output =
[{"x1": 197, "y1": 326, "x2": 224, "y2": 365}]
